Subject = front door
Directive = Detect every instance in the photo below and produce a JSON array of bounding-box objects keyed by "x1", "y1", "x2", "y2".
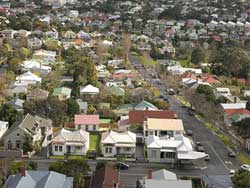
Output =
[{"x1": 67, "y1": 145, "x2": 71, "y2": 154}]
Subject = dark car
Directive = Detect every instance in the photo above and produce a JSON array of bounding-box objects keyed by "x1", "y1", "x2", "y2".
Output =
[
  {"x1": 204, "y1": 154, "x2": 210, "y2": 161},
  {"x1": 197, "y1": 146, "x2": 205, "y2": 152},
  {"x1": 186, "y1": 130, "x2": 193, "y2": 137},
  {"x1": 87, "y1": 149, "x2": 97, "y2": 159},
  {"x1": 227, "y1": 147, "x2": 236, "y2": 158},
  {"x1": 116, "y1": 162, "x2": 129, "y2": 170}
]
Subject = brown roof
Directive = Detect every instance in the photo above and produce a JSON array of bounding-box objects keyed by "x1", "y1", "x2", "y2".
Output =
[
  {"x1": 91, "y1": 166, "x2": 122, "y2": 188},
  {"x1": 129, "y1": 110, "x2": 176, "y2": 124}
]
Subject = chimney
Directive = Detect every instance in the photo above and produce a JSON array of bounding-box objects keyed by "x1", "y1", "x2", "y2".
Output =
[
  {"x1": 234, "y1": 96, "x2": 237, "y2": 103},
  {"x1": 147, "y1": 169, "x2": 152, "y2": 179},
  {"x1": 21, "y1": 166, "x2": 26, "y2": 177}
]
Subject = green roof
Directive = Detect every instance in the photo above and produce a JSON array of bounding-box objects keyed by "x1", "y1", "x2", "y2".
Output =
[
  {"x1": 100, "y1": 119, "x2": 111, "y2": 124},
  {"x1": 110, "y1": 86, "x2": 125, "y2": 96},
  {"x1": 135, "y1": 100, "x2": 157, "y2": 110},
  {"x1": 52, "y1": 87, "x2": 71, "y2": 96}
]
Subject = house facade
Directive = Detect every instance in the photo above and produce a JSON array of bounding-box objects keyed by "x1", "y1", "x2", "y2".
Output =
[
  {"x1": 0, "y1": 121, "x2": 8, "y2": 140},
  {"x1": 51, "y1": 128, "x2": 89, "y2": 156},
  {"x1": 74, "y1": 114, "x2": 100, "y2": 131},
  {"x1": 2, "y1": 114, "x2": 52, "y2": 151},
  {"x1": 101, "y1": 130, "x2": 136, "y2": 158}
]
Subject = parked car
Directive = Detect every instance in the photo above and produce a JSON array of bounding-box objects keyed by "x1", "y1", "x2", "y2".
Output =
[
  {"x1": 204, "y1": 154, "x2": 210, "y2": 161},
  {"x1": 87, "y1": 149, "x2": 97, "y2": 159},
  {"x1": 240, "y1": 164, "x2": 250, "y2": 172},
  {"x1": 186, "y1": 130, "x2": 193, "y2": 137},
  {"x1": 197, "y1": 146, "x2": 205, "y2": 152},
  {"x1": 229, "y1": 170, "x2": 235, "y2": 176},
  {"x1": 116, "y1": 162, "x2": 129, "y2": 170},
  {"x1": 227, "y1": 147, "x2": 236, "y2": 157}
]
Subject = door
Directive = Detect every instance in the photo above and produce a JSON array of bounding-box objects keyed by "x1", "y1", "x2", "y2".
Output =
[{"x1": 67, "y1": 145, "x2": 71, "y2": 154}]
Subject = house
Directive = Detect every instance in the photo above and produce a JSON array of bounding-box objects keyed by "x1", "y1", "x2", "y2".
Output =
[
  {"x1": 224, "y1": 109, "x2": 250, "y2": 126},
  {"x1": 201, "y1": 175, "x2": 233, "y2": 188},
  {"x1": 101, "y1": 130, "x2": 136, "y2": 158},
  {"x1": 221, "y1": 103, "x2": 246, "y2": 110},
  {"x1": 80, "y1": 84, "x2": 99, "y2": 95},
  {"x1": 27, "y1": 88, "x2": 49, "y2": 101},
  {"x1": 51, "y1": 128, "x2": 89, "y2": 156},
  {"x1": 2, "y1": 114, "x2": 52, "y2": 150},
  {"x1": 89, "y1": 166, "x2": 123, "y2": 188},
  {"x1": 63, "y1": 30, "x2": 76, "y2": 39},
  {"x1": 45, "y1": 30, "x2": 59, "y2": 39},
  {"x1": 143, "y1": 118, "x2": 184, "y2": 138},
  {"x1": 33, "y1": 49, "x2": 56, "y2": 62},
  {"x1": 74, "y1": 114, "x2": 100, "y2": 131},
  {"x1": 76, "y1": 99, "x2": 88, "y2": 113},
  {"x1": 52, "y1": 87, "x2": 72, "y2": 101},
  {"x1": 22, "y1": 60, "x2": 52, "y2": 76},
  {"x1": 137, "y1": 169, "x2": 192, "y2": 188},
  {"x1": 27, "y1": 37, "x2": 42, "y2": 49},
  {"x1": 0, "y1": 121, "x2": 8, "y2": 140},
  {"x1": 135, "y1": 101, "x2": 158, "y2": 111},
  {"x1": 215, "y1": 88, "x2": 231, "y2": 95},
  {"x1": 8, "y1": 98, "x2": 24, "y2": 111},
  {"x1": 243, "y1": 90, "x2": 250, "y2": 97},
  {"x1": 145, "y1": 134, "x2": 206, "y2": 163},
  {"x1": 3, "y1": 170, "x2": 73, "y2": 188},
  {"x1": 110, "y1": 86, "x2": 125, "y2": 96},
  {"x1": 15, "y1": 71, "x2": 42, "y2": 86}
]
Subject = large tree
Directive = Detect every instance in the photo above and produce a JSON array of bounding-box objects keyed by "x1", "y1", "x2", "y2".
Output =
[
  {"x1": 232, "y1": 169, "x2": 250, "y2": 188},
  {"x1": 0, "y1": 103, "x2": 22, "y2": 126},
  {"x1": 191, "y1": 48, "x2": 205, "y2": 65}
]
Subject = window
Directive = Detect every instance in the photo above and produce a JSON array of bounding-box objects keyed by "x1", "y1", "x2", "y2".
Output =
[
  {"x1": 105, "y1": 147, "x2": 112, "y2": 153},
  {"x1": 125, "y1": 147, "x2": 130, "y2": 152},
  {"x1": 16, "y1": 133, "x2": 19, "y2": 137},
  {"x1": 109, "y1": 147, "x2": 112, "y2": 153},
  {"x1": 105, "y1": 147, "x2": 109, "y2": 153},
  {"x1": 59, "y1": 146, "x2": 63, "y2": 152},
  {"x1": 85, "y1": 125, "x2": 88, "y2": 131},
  {"x1": 7, "y1": 140, "x2": 12, "y2": 150},
  {"x1": 155, "y1": 131, "x2": 157, "y2": 136},
  {"x1": 16, "y1": 140, "x2": 21, "y2": 149},
  {"x1": 55, "y1": 146, "x2": 58, "y2": 151},
  {"x1": 145, "y1": 131, "x2": 148, "y2": 136},
  {"x1": 160, "y1": 152, "x2": 164, "y2": 159},
  {"x1": 93, "y1": 125, "x2": 96, "y2": 131},
  {"x1": 76, "y1": 146, "x2": 82, "y2": 150}
]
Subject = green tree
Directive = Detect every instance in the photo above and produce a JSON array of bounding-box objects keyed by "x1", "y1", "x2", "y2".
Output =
[
  {"x1": 8, "y1": 160, "x2": 37, "y2": 176},
  {"x1": 66, "y1": 99, "x2": 80, "y2": 117},
  {"x1": 7, "y1": 57, "x2": 22, "y2": 74},
  {"x1": 0, "y1": 103, "x2": 22, "y2": 125},
  {"x1": 191, "y1": 48, "x2": 205, "y2": 65},
  {"x1": 232, "y1": 169, "x2": 250, "y2": 188},
  {"x1": 22, "y1": 134, "x2": 33, "y2": 154},
  {"x1": 196, "y1": 85, "x2": 215, "y2": 102},
  {"x1": 87, "y1": 105, "x2": 97, "y2": 114},
  {"x1": 49, "y1": 159, "x2": 89, "y2": 188}
]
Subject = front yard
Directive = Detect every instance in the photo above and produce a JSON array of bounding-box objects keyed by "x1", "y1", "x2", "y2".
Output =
[{"x1": 89, "y1": 133, "x2": 101, "y2": 155}]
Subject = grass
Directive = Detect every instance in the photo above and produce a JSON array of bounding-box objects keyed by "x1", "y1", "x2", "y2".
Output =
[
  {"x1": 179, "y1": 59, "x2": 190, "y2": 67},
  {"x1": 89, "y1": 134, "x2": 100, "y2": 150},
  {"x1": 237, "y1": 153, "x2": 250, "y2": 165},
  {"x1": 204, "y1": 122, "x2": 218, "y2": 133},
  {"x1": 138, "y1": 56, "x2": 158, "y2": 65},
  {"x1": 177, "y1": 96, "x2": 191, "y2": 107},
  {"x1": 49, "y1": 155, "x2": 86, "y2": 160}
]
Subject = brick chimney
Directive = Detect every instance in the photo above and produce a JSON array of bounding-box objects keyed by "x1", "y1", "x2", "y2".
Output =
[
  {"x1": 147, "y1": 169, "x2": 152, "y2": 179},
  {"x1": 21, "y1": 166, "x2": 26, "y2": 177}
]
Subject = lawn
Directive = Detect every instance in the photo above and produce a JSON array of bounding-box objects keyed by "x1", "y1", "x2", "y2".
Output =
[
  {"x1": 138, "y1": 56, "x2": 158, "y2": 65},
  {"x1": 89, "y1": 134, "x2": 100, "y2": 150},
  {"x1": 179, "y1": 59, "x2": 190, "y2": 67},
  {"x1": 49, "y1": 155, "x2": 86, "y2": 160},
  {"x1": 237, "y1": 153, "x2": 250, "y2": 165}
]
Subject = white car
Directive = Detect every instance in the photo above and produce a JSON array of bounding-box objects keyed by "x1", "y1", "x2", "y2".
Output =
[
  {"x1": 229, "y1": 170, "x2": 235, "y2": 176},
  {"x1": 240, "y1": 164, "x2": 250, "y2": 172}
]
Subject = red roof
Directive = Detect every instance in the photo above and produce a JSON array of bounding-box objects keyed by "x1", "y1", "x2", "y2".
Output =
[
  {"x1": 237, "y1": 78, "x2": 246, "y2": 84},
  {"x1": 182, "y1": 72, "x2": 197, "y2": 79},
  {"x1": 202, "y1": 75, "x2": 220, "y2": 84},
  {"x1": 225, "y1": 109, "x2": 250, "y2": 116},
  {"x1": 112, "y1": 73, "x2": 136, "y2": 79},
  {"x1": 91, "y1": 166, "x2": 122, "y2": 188},
  {"x1": 74, "y1": 114, "x2": 99, "y2": 125},
  {"x1": 129, "y1": 110, "x2": 176, "y2": 124}
]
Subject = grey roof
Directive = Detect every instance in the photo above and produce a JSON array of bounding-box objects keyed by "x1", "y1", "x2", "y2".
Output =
[
  {"x1": 9, "y1": 98, "x2": 24, "y2": 109},
  {"x1": 3, "y1": 170, "x2": 73, "y2": 188},
  {"x1": 150, "y1": 169, "x2": 177, "y2": 180},
  {"x1": 202, "y1": 175, "x2": 233, "y2": 188},
  {"x1": 76, "y1": 99, "x2": 88, "y2": 110},
  {"x1": 3, "y1": 114, "x2": 52, "y2": 138}
]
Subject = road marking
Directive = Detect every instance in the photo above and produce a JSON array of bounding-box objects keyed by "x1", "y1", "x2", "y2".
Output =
[{"x1": 208, "y1": 144, "x2": 229, "y2": 170}]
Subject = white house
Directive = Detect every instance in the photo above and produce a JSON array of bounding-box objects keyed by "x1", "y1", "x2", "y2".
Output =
[
  {"x1": 143, "y1": 118, "x2": 184, "y2": 138},
  {"x1": 15, "y1": 71, "x2": 42, "y2": 86},
  {"x1": 27, "y1": 37, "x2": 42, "y2": 49},
  {"x1": 33, "y1": 49, "x2": 56, "y2": 62},
  {"x1": 0, "y1": 121, "x2": 8, "y2": 140},
  {"x1": 80, "y1": 84, "x2": 99, "y2": 95},
  {"x1": 74, "y1": 114, "x2": 100, "y2": 131},
  {"x1": 101, "y1": 130, "x2": 136, "y2": 158},
  {"x1": 146, "y1": 135, "x2": 206, "y2": 163},
  {"x1": 51, "y1": 128, "x2": 89, "y2": 156},
  {"x1": 243, "y1": 90, "x2": 250, "y2": 97},
  {"x1": 22, "y1": 60, "x2": 52, "y2": 76},
  {"x1": 221, "y1": 103, "x2": 246, "y2": 110}
]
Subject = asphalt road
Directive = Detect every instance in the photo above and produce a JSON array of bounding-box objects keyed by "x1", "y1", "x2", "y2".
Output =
[{"x1": 128, "y1": 54, "x2": 241, "y2": 176}]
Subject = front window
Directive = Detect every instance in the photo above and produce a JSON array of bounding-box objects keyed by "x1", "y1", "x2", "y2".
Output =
[
  {"x1": 125, "y1": 147, "x2": 130, "y2": 151},
  {"x1": 76, "y1": 146, "x2": 82, "y2": 150},
  {"x1": 93, "y1": 125, "x2": 96, "y2": 131},
  {"x1": 16, "y1": 140, "x2": 21, "y2": 149},
  {"x1": 59, "y1": 146, "x2": 63, "y2": 152},
  {"x1": 55, "y1": 145, "x2": 58, "y2": 151}
]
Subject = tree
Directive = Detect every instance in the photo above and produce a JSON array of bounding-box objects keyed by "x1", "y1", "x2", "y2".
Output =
[
  {"x1": 8, "y1": 160, "x2": 37, "y2": 176},
  {"x1": 196, "y1": 85, "x2": 215, "y2": 102},
  {"x1": 232, "y1": 169, "x2": 250, "y2": 188},
  {"x1": 0, "y1": 103, "x2": 22, "y2": 126},
  {"x1": 234, "y1": 118, "x2": 250, "y2": 138},
  {"x1": 22, "y1": 134, "x2": 33, "y2": 154},
  {"x1": 7, "y1": 57, "x2": 22, "y2": 74},
  {"x1": 66, "y1": 99, "x2": 80, "y2": 117},
  {"x1": 49, "y1": 159, "x2": 89, "y2": 188},
  {"x1": 191, "y1": 48, "x2": 205, "y2": 65}
]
